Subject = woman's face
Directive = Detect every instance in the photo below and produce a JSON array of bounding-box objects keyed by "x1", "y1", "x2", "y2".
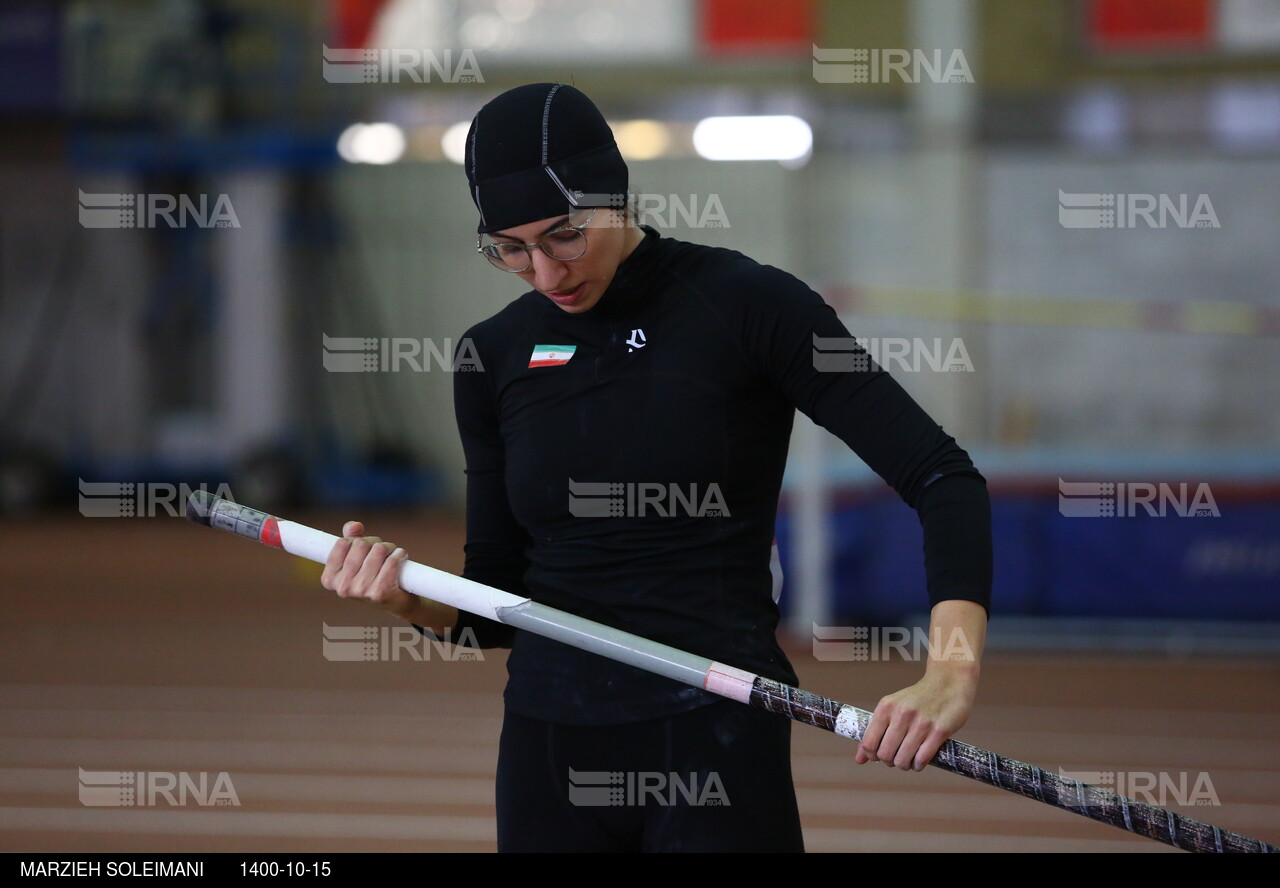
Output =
[{"x1": 487, "y1": 208, "x2": 636, "y2": 314}]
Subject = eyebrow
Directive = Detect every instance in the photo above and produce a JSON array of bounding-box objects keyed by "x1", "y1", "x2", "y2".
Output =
[{"x1": 489, "y1": 215, "x2": 572, "y2": 242}]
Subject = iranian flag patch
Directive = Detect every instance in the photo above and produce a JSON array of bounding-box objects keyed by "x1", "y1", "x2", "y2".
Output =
[{"x1": 528, "y1": 344, "x2": 577, "y2": 368}]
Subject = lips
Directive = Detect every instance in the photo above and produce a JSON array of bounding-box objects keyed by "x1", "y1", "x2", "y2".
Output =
[{"x1": 547, "y1": 282, "x2": 585, "y2": 305}]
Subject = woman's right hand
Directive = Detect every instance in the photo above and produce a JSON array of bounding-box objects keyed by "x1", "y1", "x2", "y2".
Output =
[{"x1": 320, "y1": 521, "x2": 416, "y2": 622}]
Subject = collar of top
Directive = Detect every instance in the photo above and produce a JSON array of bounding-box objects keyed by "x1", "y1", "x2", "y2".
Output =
[{"x1": 580, "y1": 225, "x2": 664, "y2": 320}]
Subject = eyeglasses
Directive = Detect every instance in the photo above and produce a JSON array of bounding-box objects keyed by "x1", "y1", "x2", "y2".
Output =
[{"x1": 477, "y1": 209, "x2": 597, "y2": 273}]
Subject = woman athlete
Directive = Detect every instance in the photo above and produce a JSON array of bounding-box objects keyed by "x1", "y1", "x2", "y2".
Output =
[{"x1": 322, "y1": 83, "x2": 991, "y2": 852}]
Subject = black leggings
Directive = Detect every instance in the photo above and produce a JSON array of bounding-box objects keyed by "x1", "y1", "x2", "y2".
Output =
[{"x1": 495, "y1": 700, "x2": 805, "y2": 852}]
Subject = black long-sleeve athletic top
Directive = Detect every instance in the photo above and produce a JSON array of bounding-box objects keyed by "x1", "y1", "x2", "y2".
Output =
[{"x1": 449, "y1": 225, "x2": 991, "y2": 725}]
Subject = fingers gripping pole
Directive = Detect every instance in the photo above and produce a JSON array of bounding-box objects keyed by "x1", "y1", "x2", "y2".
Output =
[{"x1": 185, "y1": 491, "x2": 527, "y2": 621}]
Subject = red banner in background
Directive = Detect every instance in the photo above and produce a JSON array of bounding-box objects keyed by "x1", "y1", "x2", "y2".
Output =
[
  {"x1": 1086, "y1": 0, "x2": 1212, "y2": 52},
  {"x1": 701, "y1": 0, "x2": 813, "y2": 55},
  {"x1": 334, "y1": 0, "x2": 392, "y2": 48}
]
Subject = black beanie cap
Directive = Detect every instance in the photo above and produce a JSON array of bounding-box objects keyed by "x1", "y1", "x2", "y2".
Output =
[{"x1": 465, "y1": 83, "x2": 629, "y2": 234}]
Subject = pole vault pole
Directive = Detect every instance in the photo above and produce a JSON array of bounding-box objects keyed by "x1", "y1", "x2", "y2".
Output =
[{"x1": 186, "y1": 491, "x2": 1276, "y2": 854}]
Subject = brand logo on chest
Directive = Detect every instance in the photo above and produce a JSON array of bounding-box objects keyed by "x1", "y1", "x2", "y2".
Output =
[{"x1": 626, "y1": 329, "x2": 647, "y2": 353}]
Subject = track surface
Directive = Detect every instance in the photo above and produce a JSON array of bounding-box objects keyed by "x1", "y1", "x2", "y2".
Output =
[{"x1": 2, "y1": 512, "x2": 1277, "y2": 853}]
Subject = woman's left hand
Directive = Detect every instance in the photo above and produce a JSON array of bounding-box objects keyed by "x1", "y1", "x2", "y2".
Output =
[
  {"x1": 853, "y1": 663, "x2": 979, "y2": 771},
  {"x1": 853, "y1": 599, "x2": 987, "y2": 771}
]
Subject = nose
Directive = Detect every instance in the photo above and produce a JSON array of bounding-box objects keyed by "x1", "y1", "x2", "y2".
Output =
[{"x1": 527, "y1": 247, "x2": 567, "y2": 292}]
